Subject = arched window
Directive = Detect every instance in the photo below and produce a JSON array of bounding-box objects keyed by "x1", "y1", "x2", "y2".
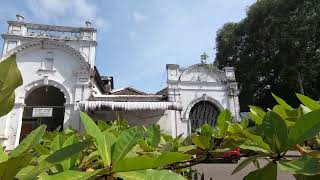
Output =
[{"x1": 189, "y1": 101, "x2": 220, "y2": 131}]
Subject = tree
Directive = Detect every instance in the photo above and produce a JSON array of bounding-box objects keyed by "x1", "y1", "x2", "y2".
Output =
[{"x1": 215, "y1": 0, "x2": 320, "y2": 110}]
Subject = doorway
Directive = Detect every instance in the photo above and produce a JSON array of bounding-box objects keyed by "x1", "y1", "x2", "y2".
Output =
[{"x1": 20, "y1": 86, "x2": 66, "y2": 140}]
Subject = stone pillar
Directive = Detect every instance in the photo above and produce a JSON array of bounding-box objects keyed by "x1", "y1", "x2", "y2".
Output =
[
  {"x1": 223, "y1": 67, "x2": 241, "y2": 122},
  {"x1": 63, "y1": 103, "x2": 76, "y2": 129},
  {"x1": 3, "y1": 103, "x2": 25, "y2": 150}
]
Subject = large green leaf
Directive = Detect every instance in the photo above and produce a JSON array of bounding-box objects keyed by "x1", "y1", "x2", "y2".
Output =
[
  {"x1": 23, "y1": 140, "x2": 91, "y2": 179},
  {"x1": 240, "y1": 129, "x2": 271, "y2": 152},
  {"x1": 240, "y1": 118, "x2": 249, "y2": 129},
  {"x1": 288, "y1": 110, "x2": 320, "y2": 147},
  {"x1": 272, "y1": 105, "x2": 301, "y2": 122},
  {"x1": 200, "y1": 124, "x2": 214, "y2": 137},
  {"x1": 113, "y1": 152, "x2": 191, "y2": 174},
  {"x1": 9, "y1": 125, "x2": 46, "y2": 158},
  {"x1": 97, "y1": 120, "x2": 110, "y2": 131},
  {"x1": 278, "y1": 156, "x2": 320, "y2": 175},
  {"x1": 232, "y1": 155, "x2": 262, "y2": 175},
  {"x1": 262, "y1": 111, "x2": 288, "y2": 153},
  {"x1": 272, "y1": 93, "x2": 293, "y2": 110},
  {"x1": 80, "y1": 112, "x2": 101, "y2": 138},
  {"x1": 80, "y1": 112, "x2": 114, "y2": 167},
  {"x1": 34, "y1": 144, "x2": 50, "y2": 155},
  {"x1": 156, "y1": 152, "x2": 191, "y2": 168},
  {"x1": 138, "y1": 140, "x2": 155, "y2": 152},
  {"x1": 37, "y1": 170, "x2": 101, "y2": 180},
  {"x1": 115, "y1": 169, "x2": 185, "y2": 180},
  {"x1": 51, "y1": 134, "x2": 64, "y2": 151},
  {"x1": 249, "y1": 106, "x2": 266, "y2": 117},
  {"x1": 79, "y1": 151, "x2": 99, "y2": 169},
  {"x1": 243, "y1": 162, "x2": 277, "y2": 180},
  {"x1": 191, "y1": 135, "x2": 211, "y2": 150},
  {"x1": 112, "y1": 156, "x2": 156, "y2": 172},
  {"x1": 178, "y1": 145, "x2": 196, "y2": 153},
  {"x1": 249, "y1": 112, "x2": 263, "y2": 125},
  {"x1": 0, "y1": 145, "x2": 8, "y2": 163},
  {"x1": 61, "y1": 135, "x2": 79, "y2": 171},
  {"x1": 216, "y1": 109, "x2": 231, "y2": 138},
  {"x1": 296, "y1": 93, "x2": 320, "y2": 111},
  {"x1": 0, "y1": 54, "x2": 23, "y2": 117},
  {"x1": 294, "y1": 174, "x2": 320, "y2": 180},
  {"x1": 239, "y1": 140, "x2": 270, "y2": 153},
  {"x1": 145, "y1": 125, "x2": 161, "y2": 147},
  {"x1": 159, "y1": 134, "x2": 182, "y2": 152},
  {"x1": 111, "y1": 127, "x2": 144, "y2": 165},
  {"x1": 228, "y1": 122, "x2": 270, "y2": 152},
  {"x1": 0, "y1": 154, "x2": 32, "y2": 180},
  {"x1": 0, "y1": 93, "x2": 15, "y2": 118}
]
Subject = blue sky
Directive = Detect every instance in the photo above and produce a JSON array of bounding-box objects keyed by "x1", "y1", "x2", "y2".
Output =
[{"x1": 0, "y1": 0, "x2": 255, "y2": 93}]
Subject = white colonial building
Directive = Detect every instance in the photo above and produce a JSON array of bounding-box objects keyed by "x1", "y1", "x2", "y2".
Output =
[{"x1": 0, "y1": 16, "x2": 240, "y2": 150}]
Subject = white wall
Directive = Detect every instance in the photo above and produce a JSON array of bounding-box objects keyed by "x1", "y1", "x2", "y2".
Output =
[
  {"x1": 0, "y1": 42, "x2": 91, "y2": 150},
  {"x1": 167, "y1": 63, "x2": 240, "y2": 136},
  {"x1": 92, "y1": 110, "x2": 175, "y2": 136}
]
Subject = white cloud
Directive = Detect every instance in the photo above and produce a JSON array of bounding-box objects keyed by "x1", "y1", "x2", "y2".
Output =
[
  {"x1": 132, "y1": 11, "x2": 148, "y2": 24},
  {"x1": 27, "y1": 0, "x2": 109, "y2": 30}
]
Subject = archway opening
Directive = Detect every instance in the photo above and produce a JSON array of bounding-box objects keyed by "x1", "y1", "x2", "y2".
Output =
[
  {"x1": 20, "y1": 86, "x2": 66, "y2": 140},
  {"x1": 189, "y1": 101, "x2": 220, "y2": 132}
]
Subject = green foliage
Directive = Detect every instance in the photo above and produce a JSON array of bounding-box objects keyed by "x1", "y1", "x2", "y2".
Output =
[
  {"x1": 0, "y1": 146, "x2": 8, "y2": 164},
  {"x1": 243, "y1": 162, "x2": 277, "y2": 180},
  {"x1": 278, "y1": 156, "x2": 320, "y2": 175},
  {"x1": 262, "y1": 111, "x2": 288, "y2": 153},
  {"x1": 80, "y1": 112, "x2": 114, "y2": 167},
  {"x1": 231, "y1": 93, "x2": 320, "y2": 179},
  {"x1": 111, "y1": 127, "x2": 144, "y2": 165},
  {"x1": 115, "y1": 169, "x2": 185, "y2": 180},
  {"x1": 38, "y1": 170, "x2": 102, "y2": 180},
  {"x1": 0, "y1": 54, "x2": 23, "y2": 117},
  {"x1": 1, "y1": 88, "x2": 320, "y2": 179},
  {"x1": 288, "y1": 109, "x2": 320, "y2": 147},
  {"x1": 9, "y1": 125, "x2": 46, "y2": 158},
  {"x1": 145, "y1": 125, "x2": 161, "y2": 147},
  {"x1": 216, "y1": 110, "x2": 231, "y2": 138},
  {"x1": 215, "y1": 0, "x2": 320, "y2": 110},
  {"x1": 296, "y1": 93, "x2": 320, "y2": 110}
]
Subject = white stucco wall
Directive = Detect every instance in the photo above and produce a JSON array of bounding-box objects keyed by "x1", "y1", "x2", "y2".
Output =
[
  {"x1": 91, "y1": 110, "x2": 175, "y2": 136},
  {"x1": 0, "y1": 41, "x2": 92, "y2": 150},
  {"x1": 166, "y1": 63, "x2": 240, "y2": 136}
]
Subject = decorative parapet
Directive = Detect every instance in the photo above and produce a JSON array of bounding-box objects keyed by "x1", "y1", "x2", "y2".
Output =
[{"x1": 4, "y1": 20, "x2": 97, "y2": 42}]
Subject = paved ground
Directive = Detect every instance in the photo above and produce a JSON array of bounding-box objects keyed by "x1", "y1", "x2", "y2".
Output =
[{"x1": 193, "y1": 158, "x2": 295, "y2": 180}]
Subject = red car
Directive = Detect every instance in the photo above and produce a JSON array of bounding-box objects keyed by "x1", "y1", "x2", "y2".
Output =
[
  {"x1": 223, "y1": 147, "x2": 241, "y2": 163},
  {"x1": 205, "y1": 147, "x2": 241, "y2": 163}
]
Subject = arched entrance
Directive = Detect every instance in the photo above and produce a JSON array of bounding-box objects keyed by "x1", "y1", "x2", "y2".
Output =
[
  {"x1": 189, "y1": 101, "x2": 220, "y2": 131},
  {"x1": 20, "y1": 86, "x2": 66, "y2": 140}
]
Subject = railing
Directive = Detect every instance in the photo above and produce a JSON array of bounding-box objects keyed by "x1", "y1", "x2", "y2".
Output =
[{"x1": 26, "y1": 29, "x2": 82, "y2": 40}]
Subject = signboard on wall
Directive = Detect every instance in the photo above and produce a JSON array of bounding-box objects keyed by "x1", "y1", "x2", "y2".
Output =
[{"x1": 32, "y1": 108, "x2": 53, "y2": 117}]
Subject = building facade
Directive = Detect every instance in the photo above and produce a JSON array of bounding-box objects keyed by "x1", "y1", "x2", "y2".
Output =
[{"x1": 0, "y1": 17, "x2": 240, "y2": 150}]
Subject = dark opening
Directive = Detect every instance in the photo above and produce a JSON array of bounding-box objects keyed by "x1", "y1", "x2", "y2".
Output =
[
  {"x1": 20, "y1": 86, "x2": 66, "y2": 140},
  {"x1": 189, "y1": 101, "x2": 220, "y2": 131}
]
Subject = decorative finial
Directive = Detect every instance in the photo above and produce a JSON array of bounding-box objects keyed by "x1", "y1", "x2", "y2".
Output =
[
  {"x1": 200, "y1": 53, "x2": 208, "y2": 64},
  {"x1": 85, "y1": 20, "x2": 92, "y2": 27},
  {"x1": 16, "y1": 14, "x2": 24, "y2": 21}
]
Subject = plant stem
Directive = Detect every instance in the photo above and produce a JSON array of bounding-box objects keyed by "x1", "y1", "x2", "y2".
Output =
[
  {"x1": 169, "y1": 156, "x2": 208, "y2": 170},
  {"x1": 294, "y1": 144, "x2": 306, "y2": 155}
]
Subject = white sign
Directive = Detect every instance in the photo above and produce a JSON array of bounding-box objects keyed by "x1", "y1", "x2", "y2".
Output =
[{"x1": 32, "y1": 108, "x2": 53, "y2": 117}]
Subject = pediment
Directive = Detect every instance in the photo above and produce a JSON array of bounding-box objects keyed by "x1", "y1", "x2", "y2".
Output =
[{"x1": 179, "y1": 64, "x2": 226, "y2": 83}]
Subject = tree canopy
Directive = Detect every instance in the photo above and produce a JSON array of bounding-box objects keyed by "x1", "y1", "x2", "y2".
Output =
[{"x1": 215, "y1": 0, "x2": 320, "y2": 110}]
